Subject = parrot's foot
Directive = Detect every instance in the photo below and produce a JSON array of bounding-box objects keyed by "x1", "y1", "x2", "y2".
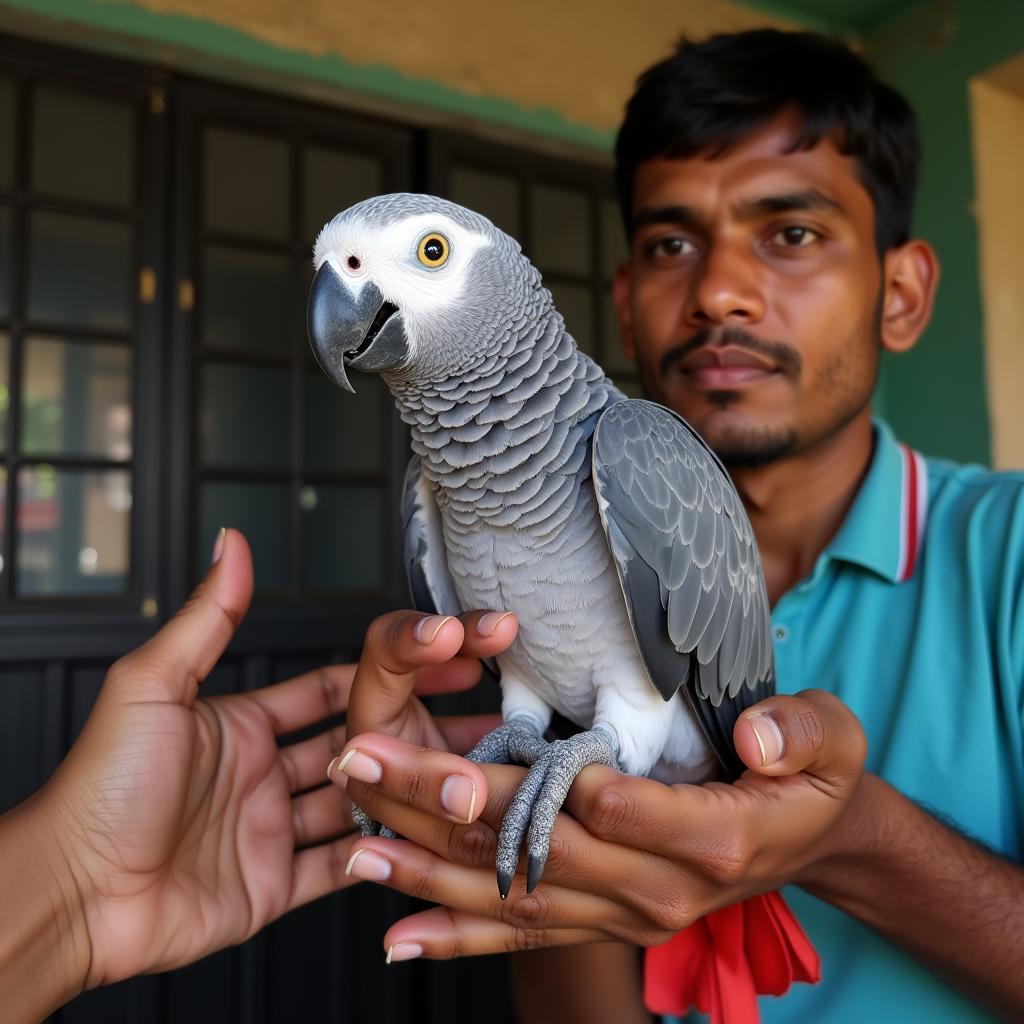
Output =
[
  {"x1": 465, "y1": 717, "x2": 549, "y2": 766},
  {"x1": 494, "y1": 727, "x2": 618, "y2": 900},
  {"x1": 351, "y1": 801, "x2": 397, "y2": 840}
]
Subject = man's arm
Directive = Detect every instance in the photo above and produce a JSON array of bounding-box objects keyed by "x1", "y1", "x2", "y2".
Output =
[{"x1": 801, "y1": 771, "x2": 1024, "y2": 1019}]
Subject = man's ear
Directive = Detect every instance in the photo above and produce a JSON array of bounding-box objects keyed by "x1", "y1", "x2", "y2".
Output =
[
  {"x1": 612, "y1": 263, "x2": 636, "y2": 361},
  {"x1": 880, "y1": 239, "x2": 940, "y2": 354}
]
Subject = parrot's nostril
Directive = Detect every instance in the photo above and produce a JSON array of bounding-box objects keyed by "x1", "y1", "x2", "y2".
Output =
[{"x1": 347, "y1": 255, "x2": 361, "y2": 270}]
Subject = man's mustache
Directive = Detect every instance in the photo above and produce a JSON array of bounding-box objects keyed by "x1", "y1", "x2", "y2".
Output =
[{"x1": 658, "y1": 328, "x2": 802, "y2": 379}]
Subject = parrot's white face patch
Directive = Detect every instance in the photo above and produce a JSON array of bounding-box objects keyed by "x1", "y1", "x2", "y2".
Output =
[{"x1": 313, "y1": 212, "x2": 491, "y2": 329}]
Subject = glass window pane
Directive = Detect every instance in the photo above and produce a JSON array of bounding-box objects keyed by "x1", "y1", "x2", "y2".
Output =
[
  {"x1": 201, "y1": 246, "x2": 290, "y2": 354},
  {"x1": 0, "y1": 333, "x2": 8, "y2": 451},
  {"x1": 303, "y1": 147, "x2": 381, "y2": 244},
  {"x1": 21, "y1": 338, "x2": 132, "y2": 458},
  {"x1": 200, "y1": 362, "x2": 290, "y2": 468},
  {"x1": 601, "y1": 198, "x2": 628, "y2": 279},
  {"x1": 549, "y1": 282, "x2": 594, "y2": 356},
  {"x1": 199, "y1": 482, "x2": 288, "y2": 591},
  {"x1": 0, "y1": 76, "x2": 14, "y2": 189},
  {"x1": 16, "y1": 466, "x2": 131, "y2": 596},
  {"x1": 531, "y1": 185, "x2": 590, "y2": 275},
  {"x1": 203, "y1": 127, "x2": 289, "y2": 241},
  {"x1": 600, "y1": 290, "x2": 634, "y2": 376},
  {"x1": 0, "y1": 204, "x2": 10, "y2": 317},
  {"x1": 28, "y1": 212, "x2": 132, "y2": 331},
  {"x1": 306, "y1": 370, "x2": 386, "y2": 473},
  {"x1": 450, "y1": 166, "x2": 519, "y2": 238},
  {"x1": 32, "y1": 87, "x2": 134, "y2": 206},
  {"x1": 302, "y1": 484, "x2": 385, "y2": 591}
]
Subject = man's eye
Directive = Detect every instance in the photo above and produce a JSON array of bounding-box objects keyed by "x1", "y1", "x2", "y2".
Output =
[
  {"x1": 771, "y1": 226, "x2": 819, "y2": 247},
  {"x1": 645, "y1": 236, "x2": 696, "y2": 259}
]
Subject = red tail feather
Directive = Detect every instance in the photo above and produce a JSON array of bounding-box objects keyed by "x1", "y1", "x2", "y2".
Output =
[{"x1": 643, "y1": 892, "x2": 820, "y2": 1024}]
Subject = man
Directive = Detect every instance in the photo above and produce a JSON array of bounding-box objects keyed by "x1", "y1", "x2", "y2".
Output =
[{"x1": 330, "y1": 29, "x2": 1024, "y2": 1022}]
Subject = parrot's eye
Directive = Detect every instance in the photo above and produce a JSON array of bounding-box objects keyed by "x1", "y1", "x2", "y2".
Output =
[{"x1": 417, "y1": 233, "x2": 449, "y2": 268}]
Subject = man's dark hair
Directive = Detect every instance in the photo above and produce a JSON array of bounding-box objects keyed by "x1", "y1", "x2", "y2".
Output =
[{"x1": 614, "y1": 29, "x2": 920, "y2": 254}]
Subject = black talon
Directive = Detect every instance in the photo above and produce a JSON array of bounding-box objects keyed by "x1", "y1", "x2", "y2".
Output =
[
  {"x1": 498, "y1": 867, "x2": 514, "y2": 900},
  {"x1": 526, "y1": 853, "x2": 545, "y2": 893}
]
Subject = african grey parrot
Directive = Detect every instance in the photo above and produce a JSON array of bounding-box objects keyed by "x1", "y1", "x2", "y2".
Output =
[{"x1": 307, "y1": 193, "x2": 818, "y2": 1023}]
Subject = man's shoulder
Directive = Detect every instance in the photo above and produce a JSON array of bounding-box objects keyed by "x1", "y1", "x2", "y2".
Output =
[{"x1": 924, "y1": 454, "x2": 1024, "y2": 550}]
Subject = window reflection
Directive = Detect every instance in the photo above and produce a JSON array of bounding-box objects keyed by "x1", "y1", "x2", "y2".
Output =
[
  {"x1": 199, "y1": 481, "x2": 288, "y2": 592},
  {"x1": 16, "y1": 467, "x2": 131, "y2": 596},
  {"x1": 28, "y1": 212, "x2": 132, "y2": 331},
  {"x1": 21, "y1": 338, "x2": 132, "y2": 458},
  {"x1": 302, "y1": 484, "x2": 385, "y2": 591},
  {"x1": 32, "y1": 87, "x2": 134, "y2": 206},
  {"x1": 200, "y1": 362, "x2": 290, "y2": 468},
  {"x1": 203, "y1": 127, "x2": 289, "y2": 241}
]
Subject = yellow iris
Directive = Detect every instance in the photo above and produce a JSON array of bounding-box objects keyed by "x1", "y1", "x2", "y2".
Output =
[{"x1": 417, "y1": 233, "x2": 449, "y2": 267}]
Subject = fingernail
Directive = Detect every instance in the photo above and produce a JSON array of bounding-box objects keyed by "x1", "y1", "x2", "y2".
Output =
[
  {"x1": 345, "y1": 848, "x2": 391, "y2": 881},
  {"x1": 336, "y1": 747, "x2": 382, "y2": 784},
  {"x1": 211, "y1": 527, "x2": 226, "y2": 565},
  {"x1": 440, "y1": 774, "x2": 478, "y2": 823},
  {"x1": 749, "y1": 712, "x2": 785, "y2": 767},
  {"x1": 386, "y1": 942, "x2": 424, "y2": 964},
  {"x1": 326, "y1": 755, "x2": 342, "y2": 780},
  {"x1": 414, "y1": 615, "x2": 453, "y2": 645},
  {"x1": 476, "y1": 611, "x2": 512, "y2": 637}
]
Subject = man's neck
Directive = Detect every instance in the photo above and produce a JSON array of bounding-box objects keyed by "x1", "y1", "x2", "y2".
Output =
[{"x1": 727, "y1": 411, "x2": 875, "y2": 605}]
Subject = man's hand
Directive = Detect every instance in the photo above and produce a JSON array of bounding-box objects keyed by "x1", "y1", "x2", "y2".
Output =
[
  {"x1": 326, "y1": 613, "x2": 867, "y2": 958},
  {"x1": 1, "y1": 532, "x2": 498, "y2": 1021}
]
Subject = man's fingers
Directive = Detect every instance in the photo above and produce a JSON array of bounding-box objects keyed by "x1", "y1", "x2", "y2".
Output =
[
  {"x1": 106, "y1": 528, "x2": 253, "y2": 706},
  {"x1": 733, "y1": 689, "x2": 868, "y2": 790},
  {"x1": 328, "y1": 731, "x2": 489, "y2": 826},
  {"x1": 382, "y1": 906, "x2": 603, "y2": 960},
  {"x1": 292, "y1": 782, "x2": 356, "y2": 848},
  {"x1": 251, "y1": 664, "x2": 355, "y2": 737},
  {"x1": 280, "y1": 723, "x2": 348, "y2": 794},
  {"x1": 412, "y1": 611, "x2": 517, "y2": 694},
  {"x1": 345, "y1": 611, "x2": 467, "y2": 736},
  {"x1": 344, "y1": 837, "x2": 627, "y2": 936},
  {"x1": 286, "y1": 833, "x2": 362, "y2": 912}
]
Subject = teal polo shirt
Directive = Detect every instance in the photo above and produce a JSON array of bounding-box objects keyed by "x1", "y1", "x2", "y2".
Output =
[{"x1": 757, "y1": 421, "x2": 1024, "y2": 1023}]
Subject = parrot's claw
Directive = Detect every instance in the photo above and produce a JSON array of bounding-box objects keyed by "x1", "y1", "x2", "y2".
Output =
[
  {"x1": 465, "y1": 718, "x2": 548, "y2": 766},
  {"x1": 351, "y1": 801, "x2": 397, "y2": 840},
  {"x1": 494, "y1": 727, "x2": 618, "y2": 899}
]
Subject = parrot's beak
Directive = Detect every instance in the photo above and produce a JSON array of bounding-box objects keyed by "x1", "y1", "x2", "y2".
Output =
[{"x1": 307, "y1": 262, "x2": 408, "y2": 394}]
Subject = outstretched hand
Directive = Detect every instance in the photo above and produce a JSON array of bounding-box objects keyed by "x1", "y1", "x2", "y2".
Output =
[{"x1": 14, "y1": 531, "x2": 499, "y2": 1008}]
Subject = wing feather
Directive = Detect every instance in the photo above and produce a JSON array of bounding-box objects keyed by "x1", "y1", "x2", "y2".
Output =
[{"x1": 593, "y1": 400, "x2": 774, "y2": 778}]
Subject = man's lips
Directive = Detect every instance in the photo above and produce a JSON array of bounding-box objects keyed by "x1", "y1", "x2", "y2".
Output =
[{"x1": 677, "y1": 346, "x2": 779, "y2": 389}]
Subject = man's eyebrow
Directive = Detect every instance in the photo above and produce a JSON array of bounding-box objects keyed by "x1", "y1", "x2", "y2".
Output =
[
  {"x1": 735, "y1": 188, "x2": 846, "y2": 219},
  {"x1": 628, "y1": 204, "x2": 702, "y2": 235}
]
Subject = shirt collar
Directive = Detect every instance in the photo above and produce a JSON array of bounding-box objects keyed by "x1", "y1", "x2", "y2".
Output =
[{"x1": 818, "y1": 420, "x2": 929, "y2": 585}]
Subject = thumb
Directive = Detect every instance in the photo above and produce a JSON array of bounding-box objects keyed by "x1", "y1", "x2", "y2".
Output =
[
  {"x1": 105, "y1": 528, "x2": 254, "y2": 706},
  {"x1": 733, "y1": 689, "x2": 867, "y2": 791}
]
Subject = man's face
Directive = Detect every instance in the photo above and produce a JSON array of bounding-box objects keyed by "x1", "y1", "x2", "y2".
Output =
[{"x1": 614, "y1": 113, "x2": 884, "y2": 466}]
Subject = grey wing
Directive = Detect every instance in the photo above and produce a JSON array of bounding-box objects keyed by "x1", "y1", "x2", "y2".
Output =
[
  {"x1": 592, "y1": 400, "x2": 773, "y2": 778},
  {"x1": 402, "y1": 455, "x2": 463, "y2": 616}
]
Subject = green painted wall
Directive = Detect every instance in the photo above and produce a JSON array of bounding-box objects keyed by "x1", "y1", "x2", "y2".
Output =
[{"x1": 866, "y1": 0, "x2": 1024, "y2": 465}]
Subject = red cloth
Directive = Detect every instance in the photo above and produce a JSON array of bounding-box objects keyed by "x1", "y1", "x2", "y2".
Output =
[{"x1": 644, "y1": 891, "x2": 820, "y2": 1024}]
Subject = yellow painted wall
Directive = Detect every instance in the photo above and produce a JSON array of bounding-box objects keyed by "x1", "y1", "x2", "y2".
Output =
[
  {"x1": 129, "y1": 0, "x2": 790, "y2": 132},
  {"x1": 970, "y1": 65, "x2": 1024, "y2": 470}
]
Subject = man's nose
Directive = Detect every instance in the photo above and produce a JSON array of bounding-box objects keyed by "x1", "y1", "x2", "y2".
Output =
[{"x1": 685, "y1": 240, "x2": 766, "y2": 326}]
